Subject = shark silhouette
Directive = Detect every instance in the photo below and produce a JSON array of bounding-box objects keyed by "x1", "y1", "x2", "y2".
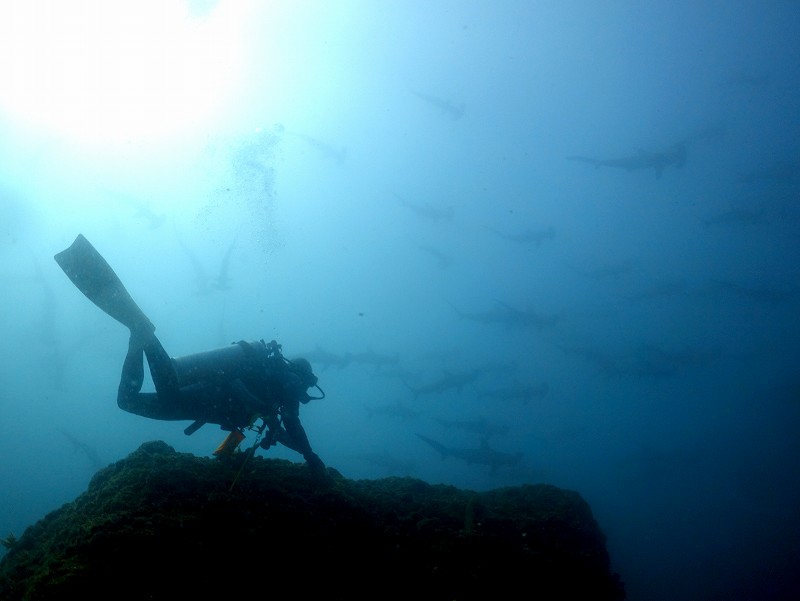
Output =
[
  {"x1": 449, "y1": 300, "x2": 559, "y2": 331},
  {"x1": 568, "y1": 142, "x2": 687, "y2": 179},
  {"x1": 107, "y1": 190, "x2": 166, "y2": 229},
  {"x1": 348, "y1": 349, "x2": 400, "y2": 372},
  {"x1": 416, "y1": 434, "x2": 522, "y2": 474},
  {"x1": 364, "y1": 400, "x2": 420, "y2": 420},
  {"x1": 59, "y1": 429, "x2": 104, "y2": 470},
  {"x1": 405, "y1": 368, "x2": 480, "y2": 399},
  {"x1": 393, "y1": 193, "x2": 454, "y2": 222},
  {"x1": 476, "y1": 382, "x2": 549, "y2": 405},
  {"x1": 418, "y1": 245, "x2": 454, "y2": 269},
  {"x1": 412, "y1": 90, "x2": 465, "y2": 120},
  {"x1": 211, "y1": 237, "x2": 237, "y2": 291},
  {"x1": 30, "y1": 254, "x2": 67, "y2": 390},
  {"x1": 285, "y1": 130, "x2": 347, "y2": 165},
  {"x1": 434, "y1": 416, "x2": 510, "y2": 438},
  {"x1": 485, "y1": 225, "x2": 555, "y2": 246},
  {"x1": 173, "y1": 224, "x2": 211, "y2": 295},
  {"x1": 299, "y1": 345, "x2": 352, "y2": 371},
  {"x1": 560, "y1": 343, "x2": 718, "y2": 379}
]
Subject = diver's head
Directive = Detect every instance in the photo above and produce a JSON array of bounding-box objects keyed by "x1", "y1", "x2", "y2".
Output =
[
  {"x1": 291, "y1": 357, "x2": 317, "y2": 388},
  {"x1": 290, "y1": 357, "x2": 325, "y2": 402}
]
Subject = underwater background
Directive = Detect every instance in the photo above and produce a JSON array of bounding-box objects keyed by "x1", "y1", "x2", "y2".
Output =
[{"x1": 1, "y1": 2, "x2": 798, "y2": 600}]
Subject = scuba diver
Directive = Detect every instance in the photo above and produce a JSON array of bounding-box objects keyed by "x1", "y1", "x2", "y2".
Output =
[{"x1": 54, "y1": 234, "x2": 326, "y2": 474}]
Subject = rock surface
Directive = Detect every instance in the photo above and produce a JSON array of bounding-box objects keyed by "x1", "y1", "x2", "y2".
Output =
[{"x1": 0, "y1": 440, "x2": 625, "y2": 600}]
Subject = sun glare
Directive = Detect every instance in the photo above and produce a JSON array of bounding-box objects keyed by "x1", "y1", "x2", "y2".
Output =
[{"x1": 0, "y1": 1, "x2": 251, "y2": 148}]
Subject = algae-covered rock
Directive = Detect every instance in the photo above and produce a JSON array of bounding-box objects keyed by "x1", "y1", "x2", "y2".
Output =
[{"x1": 0, "y1": 441, "x2": 625, "y2": 600}]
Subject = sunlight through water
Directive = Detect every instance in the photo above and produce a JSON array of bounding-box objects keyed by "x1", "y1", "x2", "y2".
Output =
[{"x1": 0, "y1": 0, "x2": 252, "y2": 148}]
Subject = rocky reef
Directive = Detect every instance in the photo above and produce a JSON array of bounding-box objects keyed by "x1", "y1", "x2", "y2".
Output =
[{"x1": 0, "y1": 440, "x2": 625, "y2": 600}]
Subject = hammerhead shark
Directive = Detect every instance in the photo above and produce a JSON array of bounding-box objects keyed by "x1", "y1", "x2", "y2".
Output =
[
  {"x1": 393, "y1": 193, "x2": 454, "y2": 223},
  {"x1": 59, "y1": 429, "x2": 104, "y2": 470},
  {"x1": 405, "y1": 368, "x2": 480, "y2": 399},
  {"x1": 364, "y1": 400, "x2": 420, "y2": 420},
  {"x1": 173, "y1": 224, "x2": 211, "y2": 295},
  {"x1": 449, "y1": 300, "x2": 559, "y2": 331},
  {"x1": 107, "y1": 190, "x2": 166, "y2": 229},
  {"x1": 418, "y1": 245, "x2": 454, "y2": 269},
  {"x1": 476, "y1": 382, "x2": 550, "y2": 405},
  {"x1": 285, "y1": 130, "x2": 347, "y2": 165},
  {"x1": 567, "y1": 124, "x2": 725, "y2": 180},
  {"x1": 211, "y1": 237, "x2": 237, "y2": 291},
  {"x1": 568, "y1": 142, "x2": 687, "y2": 179},
  {"x1": 30, "y1": 254, "x2": 66, "y2": 390},
  {"x1": 485, "y1": 225, "x2": 555, "y2": 246},
  {"x1": 416, "y1": 434, "x2": 523, "y2": 475},
  {"x1": 348, "y1": 349, "x2": 400, "y2": 372},
  {"x1": 412, "y1": 90, "x2": 465, "y2": 120},
  {"x1": 299, "y1": 345, "x2": 352, "y2": 371},
  {"x1": 434, "y1": 416, "x2": 510, "y2": 438}
]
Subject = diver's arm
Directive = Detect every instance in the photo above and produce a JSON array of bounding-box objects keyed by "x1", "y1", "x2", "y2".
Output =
[{"x1": 281, "y1": 411, "x2": 325, "y2": 471}]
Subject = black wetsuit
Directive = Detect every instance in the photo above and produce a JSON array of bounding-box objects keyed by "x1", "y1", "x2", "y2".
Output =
[{"x1": 118, "y1": 334, "x2": 324, "y2": 470}]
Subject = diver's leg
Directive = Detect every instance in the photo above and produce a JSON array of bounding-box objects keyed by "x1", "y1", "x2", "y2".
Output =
[
  {"x1": 117, "y1": 331, "x2": 185, "y2": 420},
  {"x1": 117, "y1": 334, "x2": 147, "y2": 411},
  {"x1": 141, "y1": 335, "x2": 181, "y2": 400}
]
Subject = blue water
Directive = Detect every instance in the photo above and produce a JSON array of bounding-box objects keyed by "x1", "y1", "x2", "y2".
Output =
[{"x1": 1, "y1": 2, "x2": 798, "y2": 600}]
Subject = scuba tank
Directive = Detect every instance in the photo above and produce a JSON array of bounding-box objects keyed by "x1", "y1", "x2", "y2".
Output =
[
  {"x1": 172, "y1": 340, "x2": 272, "y2": 387},
  {"x1": 175, "y1": 339, "x2": 286, "y2": 436}
]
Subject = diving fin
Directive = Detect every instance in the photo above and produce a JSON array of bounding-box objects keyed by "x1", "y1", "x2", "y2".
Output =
[{"x1": 54, "y1": 234, "x2": 155, "y2": 333}]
